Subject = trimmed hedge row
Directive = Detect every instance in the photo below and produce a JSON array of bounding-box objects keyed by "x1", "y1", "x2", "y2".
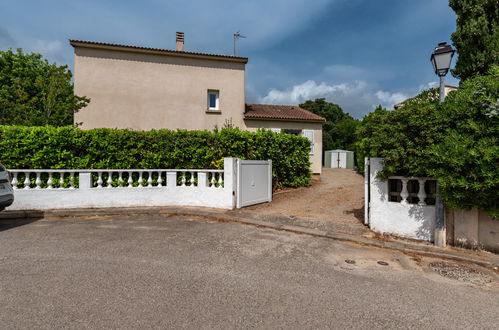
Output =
[{"x1": 0, "y1": 126, "x2": 312, "y2": 188}]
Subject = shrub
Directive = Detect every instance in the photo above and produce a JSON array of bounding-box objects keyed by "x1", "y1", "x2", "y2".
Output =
[
  {"x1": 355, "y1": 67, "x2": 498, "y2": 218},
  {"x1": 0, "y1": 126, "x2": 311, "y2": 188}
]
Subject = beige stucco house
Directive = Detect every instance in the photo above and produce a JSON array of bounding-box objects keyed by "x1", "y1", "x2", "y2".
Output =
[{"x1": 71, "y1": 33, "x2": 324, "y2": 173}]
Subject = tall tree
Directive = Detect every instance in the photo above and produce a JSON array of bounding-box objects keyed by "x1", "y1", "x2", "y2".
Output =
[
  {"x1": 450, "y1": 0, "x2": 499, "y2": 80},
  {"x1": 300, "y1": 98, "x2": 359, "y2": 157},
  {"x1": 355, "y1": 67, "x2": 498, "y2": 217},
  {"x1": 0, "y1": 48, "x2": 89, "y2": 126}
]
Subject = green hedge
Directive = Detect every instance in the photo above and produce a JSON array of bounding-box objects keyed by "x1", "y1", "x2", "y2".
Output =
[{"x1": 0, "y1": 126, "x2": 311, "y2": 188}]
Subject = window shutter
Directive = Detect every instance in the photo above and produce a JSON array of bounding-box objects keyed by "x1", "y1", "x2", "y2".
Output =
[{"x1": 302, "y1": 130, "x2": 314, "y2": 154}]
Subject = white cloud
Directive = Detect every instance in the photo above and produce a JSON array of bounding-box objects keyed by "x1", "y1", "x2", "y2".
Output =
[
  {"x1": 418, "y1": 81, "x2": 438, "y2": 92},
  {"x1": 375, "y1": 90, "x2": 407, "y2": 106},
  {"x1": 259, "y1": 79, "x2": 408, "y2": 118}
]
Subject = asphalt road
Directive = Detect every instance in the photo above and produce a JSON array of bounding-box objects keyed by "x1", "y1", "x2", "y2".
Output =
[{"x1": 0, "y1": 214, "x2": 497, "y2": 329}]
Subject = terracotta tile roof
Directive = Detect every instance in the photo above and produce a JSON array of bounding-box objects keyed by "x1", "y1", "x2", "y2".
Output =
[
  {"x1": 244, "y1": 104, "x2": 326, "y2": 122},
  {"x1": 69, "y1": 40, "x2": 248, "y2": 64}
]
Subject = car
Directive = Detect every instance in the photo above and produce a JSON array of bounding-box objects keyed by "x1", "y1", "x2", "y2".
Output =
[{"x1": 0, "y1": 163, "x2": 14, "y2": 211}]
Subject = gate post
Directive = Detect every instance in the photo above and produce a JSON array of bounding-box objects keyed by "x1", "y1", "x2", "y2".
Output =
[
  {"x1": 224, "y1": 158, "x2": 237, "y2": 209},
  {"x1": 267, "y1": 159, "x2": 272, "y2": 203},
  {"x1": 364, "y1": 158, "x2": 370, "y2": 225}
]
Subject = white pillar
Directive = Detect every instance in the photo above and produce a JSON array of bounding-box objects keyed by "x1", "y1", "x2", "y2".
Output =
[
  {"x1": 223, "y1": 158, "x2": 237, "y2": 209},
  {"x1": 79, "y1": 172, "x2": 92, "y2": 190},
  {"x1": 167, "y1": 172, "x2": 177, "y2": 188}
]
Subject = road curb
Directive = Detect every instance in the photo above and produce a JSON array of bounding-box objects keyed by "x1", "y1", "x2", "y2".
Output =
[{"x1": 1, "y1": 207, "x2": 498, "y2": 269}]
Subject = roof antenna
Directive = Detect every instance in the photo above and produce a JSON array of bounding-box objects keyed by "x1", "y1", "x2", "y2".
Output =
[{"x1": 233, "y1": 31, "x2": 246, "y2": 56}]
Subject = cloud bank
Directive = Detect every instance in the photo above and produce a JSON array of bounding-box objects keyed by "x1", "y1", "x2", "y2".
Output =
[{"x1": 259, "y1": 80, "x2": 408, "y2": 118}]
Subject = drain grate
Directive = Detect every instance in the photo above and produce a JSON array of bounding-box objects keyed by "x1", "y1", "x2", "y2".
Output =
[{"x1": 429, "y1": 261, "x2": 492, "y2": 284}]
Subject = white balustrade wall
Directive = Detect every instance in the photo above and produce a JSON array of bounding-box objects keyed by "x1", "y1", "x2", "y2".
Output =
[
  {"x1": 8, "y1": 158, "x2": 237, "y2": 210},
  {"x1": 366, "y1": 158, "x2": 437, "y2": 242}
]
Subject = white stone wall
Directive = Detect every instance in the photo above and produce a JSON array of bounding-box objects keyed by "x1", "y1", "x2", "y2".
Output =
[
  {"x1": 8, "y1": 158, "x2": 237, "y2": 210},
  {"x1": 367, "y1": 158, "x2": 436, "y2": 242}
]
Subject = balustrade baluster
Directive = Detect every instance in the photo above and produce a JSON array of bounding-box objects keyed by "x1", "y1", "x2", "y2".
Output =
[
  {"x1": 211, "y1": 173, "x2": 217, "y2": 188},
  {"x1": 24, "y1": 173, "x2": 30, "y2": 189},
  {"x1": 157, "y1": 171, "x2": 163, "y2": 186},
  {"x1": 190, "y1": 171, "x2": 195, "y2": 186},
  {"x1": 181, "y1": 172, "x2": 186, "y2": 186},
  {"x1": 417, "y1": 179, "x2": 427, "y2": 205},
  {"x1": 97, "y1": 172, "x2": 103, "y2": 188},
  {"x1": 218, "y1": 173, "x2": 223, "y2": 188},
  {"x1": 59, "y1": 173, "x2": 65, "y2": 189},
  {"x1": 147, "y1": 171, "x2": 153, "y2": 187},
  {"x1": 138, "y1": 172, "x2": 144, "y2": 187},
  {"x1": 107, "y1": 172, "x2": 113, "y2": 188},
  {"x1": 118, "y1": 172, "x2": 123, "y2": 187},
  {"x1": 11, "y1": 173, "x2": 18, "y2": 190},
  {"x1": 35, "y1": 172, "x2": 41, "y2": 189},
  {"x1": 47, "y1": 173, "x2": 53, "y2": 189},
  {"x1": 69, "y1": 172, "x2": 75, "y2": 189},
  {"x1": 400, "y1": 179, "x2": 409, "y2": 204},
  {"x1": 127, "y1": 172, "x2": 133, "y2": 187}
]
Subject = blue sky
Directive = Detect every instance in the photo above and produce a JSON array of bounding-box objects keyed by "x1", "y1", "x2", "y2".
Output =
[{"x1": 0, "y1": 0, "x2": 459, "y2": 118}]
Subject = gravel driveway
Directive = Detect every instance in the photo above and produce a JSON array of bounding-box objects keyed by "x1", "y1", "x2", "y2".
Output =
[{"x1": 243, "y1": 168, "x2": 370, "y2": 235}]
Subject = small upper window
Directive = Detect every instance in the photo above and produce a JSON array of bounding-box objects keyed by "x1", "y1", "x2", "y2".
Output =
[{"x1": 208, "y1": 90, "x2": 219, "y2": 110}]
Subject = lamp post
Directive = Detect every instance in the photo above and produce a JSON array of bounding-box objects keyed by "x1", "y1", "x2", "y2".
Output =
[
  {"x1": 430, "y1": 41, "x2": 455, "y2": 247},
  {"x1": 430, "y1": 42, "x2": 455, "y2": 102}
]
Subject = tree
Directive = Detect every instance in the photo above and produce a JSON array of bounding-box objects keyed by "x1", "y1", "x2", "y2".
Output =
[
  {"x1": 0, "y1": 48, "x2": 89, "y2": 126},
  {"x1": 300, "y1": 98, "x2": 359, "y2": 157},
  {"x1": 355, "y1": 67, "x2": 498, "y2": 217},
  {"x1": 450, "y1": 0, "x2": 499, "y2": 80},
  {"x1": 354, "y1": 90, "x2": 443, "y2": 177},
  {"x1": 427, "y1": 66, "x2": 498, "y2": 216}
]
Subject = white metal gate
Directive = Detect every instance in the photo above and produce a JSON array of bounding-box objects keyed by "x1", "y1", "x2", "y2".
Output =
[{"x1": 236, "y1": 159, "x2": 272, "y2": 208}]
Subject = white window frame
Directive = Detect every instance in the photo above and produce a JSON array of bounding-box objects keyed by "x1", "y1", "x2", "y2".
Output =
[
  {"x1": 207, "y1": 90, "x2": 220, "y2": 111},
  {"x1": 270, "y1": 128, "x2": 281, "y2": 133},
  {"x1": 302, "y1": 130, "x2": 314, "y2": 155}
]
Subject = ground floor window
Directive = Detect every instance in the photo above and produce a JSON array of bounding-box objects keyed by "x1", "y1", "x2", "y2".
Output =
[{"x1": 283, "y1": 129, "x2": 301, "y2": 135}]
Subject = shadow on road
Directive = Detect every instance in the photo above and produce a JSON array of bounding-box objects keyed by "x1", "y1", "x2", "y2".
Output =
[{"x1": 0, "y1": 211, "x2": 44, "y2": 232}]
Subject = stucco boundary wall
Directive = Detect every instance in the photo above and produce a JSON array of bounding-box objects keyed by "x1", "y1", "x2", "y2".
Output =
[
  {"x1": 8, "y1": 158, "x2": 237, "y2": 210},
  {"x1": 446, "y1": 208, "x2": 499, "y2": 253},
  {"x1": 367, "y1": 158, "x2": 436, "y2": 242}
]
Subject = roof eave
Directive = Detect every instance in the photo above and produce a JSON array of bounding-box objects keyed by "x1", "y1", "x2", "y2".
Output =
[
  {"x1": 244, "y1": 117, "x2": 325, "y2": 123},
  {"x1": 69, "y1": 40, "x2": 249, "y2": 64}
]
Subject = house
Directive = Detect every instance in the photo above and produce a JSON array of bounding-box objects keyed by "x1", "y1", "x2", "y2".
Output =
[{"x1": 70, "y1": 33, "x2": 324, "y2": 174}]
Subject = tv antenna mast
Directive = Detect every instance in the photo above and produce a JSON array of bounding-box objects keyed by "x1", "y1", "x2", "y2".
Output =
[{"x1": 233, "y1": 31, "x2": 246, "y2": 56}]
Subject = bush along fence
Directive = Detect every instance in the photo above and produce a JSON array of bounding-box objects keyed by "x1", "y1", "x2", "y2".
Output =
[{"x1": 0, "y1": 126, "x2": 312, "y2": 189}]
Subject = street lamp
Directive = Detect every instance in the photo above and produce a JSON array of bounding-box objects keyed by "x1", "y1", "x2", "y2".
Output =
[
  {"x1": 430, "y1": 42, "x2": 455, "y2": 102},
  {"x1": 430, "y1": 41, "x2": 455, "y2": 248}
]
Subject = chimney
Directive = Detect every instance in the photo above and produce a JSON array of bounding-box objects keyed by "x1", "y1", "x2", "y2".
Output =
[{"x1": 176, "y1": 32, "x2": 184, "y2": 51}]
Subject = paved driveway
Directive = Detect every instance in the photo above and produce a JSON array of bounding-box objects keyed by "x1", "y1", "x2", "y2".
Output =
[{"x1": 0, "y1": 214, "x2": 497, "y2": 329}]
